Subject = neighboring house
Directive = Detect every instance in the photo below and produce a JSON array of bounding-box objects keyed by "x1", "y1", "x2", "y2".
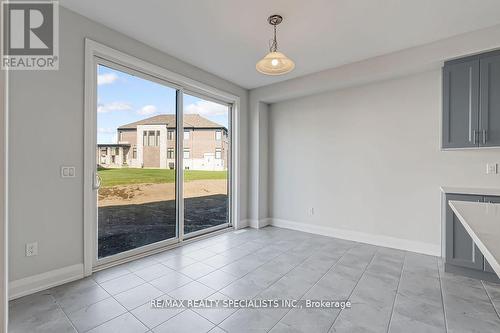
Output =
[{"x1": 97, "y1": 114, "x2": 228, "y2": 171}]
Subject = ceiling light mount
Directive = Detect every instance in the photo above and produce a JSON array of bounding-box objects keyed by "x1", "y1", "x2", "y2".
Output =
[
  {"x1": 268, "y1": 14, "x2": 283, "y2": 26},
  {"x1": 256, "y1": 14, "x2": 295, "y2": 76}
]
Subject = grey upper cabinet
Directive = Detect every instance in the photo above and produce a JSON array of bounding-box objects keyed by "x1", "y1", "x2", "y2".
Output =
[
  {"x1": 480, "y1": 53, "x2": 500, "y2": 147},
  {"x1": 442, "y1": 58, "x2": 480, "y2": 148},
  {"x1": 443, "y1": 50, "x2": 500, "y2": 149}
]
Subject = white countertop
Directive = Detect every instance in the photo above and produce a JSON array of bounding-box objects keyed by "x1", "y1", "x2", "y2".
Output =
[
  {"x1": 448, "y1": 200, "x2": 500, "y2": 278},
  {"x1": 441, "y1": 186, "x2": 500, "y2": 197}
]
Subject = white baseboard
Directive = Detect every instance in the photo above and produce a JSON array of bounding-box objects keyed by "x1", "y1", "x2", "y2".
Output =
[
  {"x1": 9, "y1": 264, "x2": 84, "y2": 300},
  {"x1": 244, "y1": 218, "x2": 270, "y2": 229},
  {"x1": 238, "y1": 219, "x2": 250, "y2": 228},
  {"x1": 270, "y1": 218, "x2": 441, "y2": 256}
]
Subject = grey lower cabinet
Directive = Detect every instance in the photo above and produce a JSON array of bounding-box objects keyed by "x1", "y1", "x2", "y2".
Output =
[
  {"x1": 442, "y1": 49, "x2": 500, "y2": 149},
  {"x1": 483, "y1": 196, "x2": 500, "y2": 273},
  {"x1": 445, "y1": 193, "x2": 499, "y2": 281}
]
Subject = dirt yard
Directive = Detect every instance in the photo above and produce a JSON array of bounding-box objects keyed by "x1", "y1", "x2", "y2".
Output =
[{"x1": 98, "y1": 179, "x2": 228, "y2": 207}]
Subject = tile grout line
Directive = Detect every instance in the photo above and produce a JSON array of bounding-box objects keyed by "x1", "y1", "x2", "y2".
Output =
[
  {"x1": 437, "y1": 260, "x2": 449, "y2": 333},
  {"x1": 47, "y1": 280, "x2": 118, "y2": 333},
  {"x1": 198, "y1": 250, "x2": 286, "y2": 294},
  {"x1": 47, "y1": 293, "x2": 80, "y2": 333},
  {"x1": 216, "y1": 236, "x2": 349, "y2": 331},
  {"x1": 264, "y1": 244, "x2": 357, "y2": 332},
  {"x1": 327, "y1": 247, "x2": 380, "y2": 331},
  {"x1": 192, "y1": 242, "x2": 297, "y2": 328},
  {"x1": 146, "y1": 234, "x2": 305, "y2": 331},
  {"x1": 193, "y1": 241, "x2": 313, "y2": 327},
  {"x1": 215, "y1": 245, "x2": 306, "y2": 299},
  {"x1": 385, "y1": 253, "x2": 406, "y2": 333},
  {"x1": 481, "y1": 280, "x2": 500, "y2": 320},
  {"x1": 127, "y1": 235, "x2": 292, "y2": 331}
]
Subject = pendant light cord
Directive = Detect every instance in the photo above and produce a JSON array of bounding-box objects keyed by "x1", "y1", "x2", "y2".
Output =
[{"x1": 269, "y1": 25, "x2": 278, "y2": 52}]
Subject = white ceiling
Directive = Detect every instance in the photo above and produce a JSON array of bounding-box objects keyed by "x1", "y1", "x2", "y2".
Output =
[{"x1": 60, "y1": 0, "x2": 500, "y2": 89}]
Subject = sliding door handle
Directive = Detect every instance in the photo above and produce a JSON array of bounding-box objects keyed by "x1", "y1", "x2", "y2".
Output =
[{"x1": 93, "y1": 172, "x2": 102, "y2": 190}]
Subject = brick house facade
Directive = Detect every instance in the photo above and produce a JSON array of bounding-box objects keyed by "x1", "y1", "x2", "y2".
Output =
[{"x1": 97, "y1": 114, "x2": 229, "y2": 171}]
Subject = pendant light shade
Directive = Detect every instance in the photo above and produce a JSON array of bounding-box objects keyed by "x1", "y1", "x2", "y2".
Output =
[
  {"x1": 256, "y1": 15, "x2": 295, "y2": 76},
  {"x1": 256, "y1": 51, "x2": 295, "y2": 75}
]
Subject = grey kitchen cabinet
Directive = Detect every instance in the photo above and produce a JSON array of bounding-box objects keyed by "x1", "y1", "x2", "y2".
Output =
[
  {"x1": 445, "y1": 194, "x2": 484, "y2": 270},
  {"x1": 445, "y1": 193, "x2": 500, "y2": 280},
  {"x1": 479, "y1": 53, "x2": 500, "y2": 147},
  {"x1": 442, "y1": 58, "x2": 480, "y2": 148},
  {"x1": 483, "y1": 196, "x2": 500, "y2": 273},
  {"x1": 443, "y1": 50, "x2": 500, "y2": 148}
]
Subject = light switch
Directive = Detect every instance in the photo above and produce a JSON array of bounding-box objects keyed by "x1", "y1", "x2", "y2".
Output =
[
  {"x1": 486, "y1": 163, "x2": 498, "y2": 175},
  {"x1": 61, "y1": 166, "x2": 76, "y2": 178}
]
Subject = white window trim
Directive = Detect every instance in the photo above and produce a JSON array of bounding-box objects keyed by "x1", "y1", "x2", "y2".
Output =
[{"x1": 84, "y1": 39, "x2": 240, "y2": 276}]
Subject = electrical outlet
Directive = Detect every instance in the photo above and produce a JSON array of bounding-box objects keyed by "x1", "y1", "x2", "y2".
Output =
[
  {"x1": 486, "y1": 163, "x2": 498, "y2": 175},
  {"x1": 26, "y1": 242, "x2": 38, "y2": 257}
]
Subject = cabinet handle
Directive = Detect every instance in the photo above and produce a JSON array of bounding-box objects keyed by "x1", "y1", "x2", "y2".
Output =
[
  {"x1": 468, "y1": 67, "x2": 473, "y2": 143},
  {"x1": 482, "y1": 130, "x2": 487, "y2": 145},
  {"x1": 472, "y1": 130, "x2": 477, "y2": 145}
]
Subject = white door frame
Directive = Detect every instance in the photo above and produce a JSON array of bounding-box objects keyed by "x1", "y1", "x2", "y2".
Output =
[
  {"x1": 1, "y1": 63, "x2": 8, "y2": 332},
  {"x1": 84, "y1": 39, "x2": 240, "y2": 275}
]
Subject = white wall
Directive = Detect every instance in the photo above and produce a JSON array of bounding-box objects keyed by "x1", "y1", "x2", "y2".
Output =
[
  {"x1": 268, "y1": 70, "x2": 500, "y2": 254},
  {"x1": 248, "y1": 24, "x2": 500, "y2": 224},
  {"x1": 8, "y1": 7, "x2": 248, "y2": 283}
]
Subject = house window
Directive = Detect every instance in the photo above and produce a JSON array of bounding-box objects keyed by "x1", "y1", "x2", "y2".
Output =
[
  {"x1": 118, "y1": 131, "x2": 123, "y2": 142},
  {"x1": 215, "y1": 130, "x2": 222, "y2": 140},
  {"x1": 167, "y1": 148, "x2": 174, "y2": 159},
  {"x1": 215, "y1": 148, "x2": 222, "y2": 159},
  {"x1": 148, "y1": 131, "x2": 155, "y2": 146},
  {"x1": 183, "y1": 148, "x2": 190, "y2": 159},
  {"x1": 132, "y1": 147, "x2": 137, "y2": 159},
  {"x1": 184, "y1": 130, "x2": 190, "y2": 140},
  {"x1": 143, "y1": 131, "x2": 147, "y2": 146},
  {"x1": 167, "y1": 129, "x2": 174, "y2": 140},
  {"x1": 156, "y1": 131, "x2": 160, "y2": 146},
  {"x1": 114, "y1": 147, "x2": 120, "y2": 155}
]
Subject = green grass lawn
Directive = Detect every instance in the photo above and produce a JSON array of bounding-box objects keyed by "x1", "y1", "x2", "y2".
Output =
[{"x1": 98, "y1": 167, "x2": 227, "y2": 187}]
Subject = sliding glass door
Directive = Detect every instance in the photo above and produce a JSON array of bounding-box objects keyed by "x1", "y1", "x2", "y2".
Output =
[
  {"x1": 183, "y1": 93, "x2": 231, "y2": 236},
  {"x1": 93, "y1": 59, "x2": 232, "y2": 264},
  {"x1": 96, "y1": 62, "x2": 178, "y2": 259}
]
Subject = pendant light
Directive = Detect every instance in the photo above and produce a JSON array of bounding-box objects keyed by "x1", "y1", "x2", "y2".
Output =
[{"x1": 256, "y1": 15, "x2": 295, "y2": 76}]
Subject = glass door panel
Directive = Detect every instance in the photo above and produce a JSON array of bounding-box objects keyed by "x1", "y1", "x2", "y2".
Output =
[
  {"x1": 96, "y1": 63, "x2": 177, "y2": 259},
  {"x1": 183, "y1": 93, "x2": 231, "y2": 235}
]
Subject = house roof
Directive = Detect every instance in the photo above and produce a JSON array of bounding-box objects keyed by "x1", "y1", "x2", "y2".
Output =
[{"x1": 118, "y1": 114, "x2": 226, "y2": 130}]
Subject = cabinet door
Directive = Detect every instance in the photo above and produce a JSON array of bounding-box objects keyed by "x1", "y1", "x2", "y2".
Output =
[
  {"x1": 483, "y1": 196, "x2": 500, "y2": 272},
  {"x1": 480, "y1": 53, "x2": 500, "y2": 147},
  {"x1": 445, "y1": 194, "x2": 484, "y2": 270},
  {"x1": 442, "y1": 59, "x2": 480, "y2": 148}
]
